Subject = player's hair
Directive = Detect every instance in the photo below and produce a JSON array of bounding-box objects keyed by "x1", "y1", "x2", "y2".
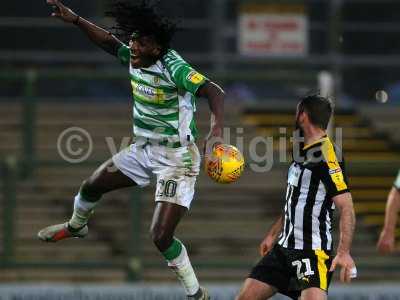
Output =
[
  {"x1": 106, "y1": 0, "x2": 177, "y2": 54},
  {"x1": 298, "y1": 94, "x2": 333, "y2": 129}
]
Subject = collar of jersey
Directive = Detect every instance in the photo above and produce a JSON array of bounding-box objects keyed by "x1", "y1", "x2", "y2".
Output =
[
  {"x1": 140, "y1": 59, "x2": 164, "y2": 73},
  {"x1": 302, "y1": 135, "x2": 329, "y2": 151}
]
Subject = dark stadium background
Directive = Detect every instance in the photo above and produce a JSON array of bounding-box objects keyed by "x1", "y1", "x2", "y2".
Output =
[{"x1": 1, "y1": 1, "x2": 400, "y2": 299}]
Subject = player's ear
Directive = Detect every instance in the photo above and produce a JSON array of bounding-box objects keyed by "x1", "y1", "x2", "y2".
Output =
[
  {"x1": 298, "y1": 111, "x2": 311, "y2": 128},
  {"x1": 298, "y1": 111, "x2": 306, "y2": 124}
]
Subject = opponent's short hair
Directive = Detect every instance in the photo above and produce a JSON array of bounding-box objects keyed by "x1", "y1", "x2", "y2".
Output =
[
  {"x1": 106, "y1": 0, "x2": 177, "y2": 53},
  {"x1": 298, "y1": 94, "x2": 333, "y2": 130}
]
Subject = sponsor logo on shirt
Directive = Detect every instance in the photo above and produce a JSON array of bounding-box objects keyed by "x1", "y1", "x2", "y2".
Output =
[
  {"x1": 131, "y1": 81, "x2": 165, "y2": 103},
  {"x1": 137, "y1": 83, "x2": 156, "y2": 96},
  {"x1": 328, "y1": 168, "x2": 342, "y2": 175}
]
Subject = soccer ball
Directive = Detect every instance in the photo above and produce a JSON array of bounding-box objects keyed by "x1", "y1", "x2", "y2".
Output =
[{"x1": 205, "y1": 144, "x2": 245, "y2": 184}]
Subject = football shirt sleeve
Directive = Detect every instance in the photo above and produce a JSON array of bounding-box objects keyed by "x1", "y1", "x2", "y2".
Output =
[
  {"x1": 117, "y1": 44, "x2": 130, "y2": 66},
  {"x1": 320, "y1": 141, "x2": 350, "y2": 198},
  {"x1": 163, "y1": 50, "x2": 208, "y2": 95}
]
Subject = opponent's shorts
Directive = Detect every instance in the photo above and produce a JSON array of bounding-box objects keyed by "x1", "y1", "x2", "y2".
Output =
[
  {"x1": 112, "y1": 142, "x2": 200, "y2": 209},
  {"x1": 249, "y1": 244, "x2": 333, "y2": 299},
  {"x1": 394, "y1": 169, "x2": 400, "y2": 191}
]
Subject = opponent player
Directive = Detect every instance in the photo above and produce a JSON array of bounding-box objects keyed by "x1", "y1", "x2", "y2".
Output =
[
  {"x1": 38, "y1": 1, "x2": 225, "y2": 299},
  {"x1": 236, "y1": 95, "x2": 357, "y2": 300},
  {"x1": 377, "y1": 170, "x2": 400, "y2": 254}
]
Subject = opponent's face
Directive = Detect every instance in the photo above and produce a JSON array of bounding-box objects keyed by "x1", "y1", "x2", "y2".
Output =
[{"x1": 129, "y1": 36, "x2": 162, "y2": 68}]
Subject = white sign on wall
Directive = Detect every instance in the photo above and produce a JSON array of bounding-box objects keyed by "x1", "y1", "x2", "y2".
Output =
[{"x1": 239, "y1": 5, "x2": 308, "y2": 56}]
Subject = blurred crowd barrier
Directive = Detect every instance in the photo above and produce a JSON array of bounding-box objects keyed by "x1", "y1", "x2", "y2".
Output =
[{"x1": 1, "y1": 284, "x2": 400, "y2": 300}]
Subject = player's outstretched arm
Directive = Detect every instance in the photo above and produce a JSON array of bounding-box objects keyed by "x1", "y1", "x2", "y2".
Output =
[
  {"x1": 259, "y1": 214, "x2": 283, "y2": 256},
  {"x1": 330, "y1": 192, "x2": 357, "y2": 283},
  {"x1": 47, "y1": 0, "x2": 122, "y2": 56},
  {"x1": 196, "y1": 81, "x2": 225, "y2": 155},
  {"x1": 377, "y1": 187, "x2": 400, "y2": 254}
]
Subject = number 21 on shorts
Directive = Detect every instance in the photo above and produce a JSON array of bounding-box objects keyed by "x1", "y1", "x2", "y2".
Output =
[{"x1": 292, "y1": 258, "x2": 315, "y2": 279}]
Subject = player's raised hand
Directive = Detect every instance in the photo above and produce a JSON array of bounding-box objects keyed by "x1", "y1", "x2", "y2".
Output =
[
  {"x1": 47, "y1": 0, "x2": 78, "y2": 23},
  {"x1": 377, "y1": 229, "x2": 395, "y2": 254},
  {"x1": 329, "y1": 252, "x2": 357, "y2": 283},
  {"x1": 259, "y1": 234, "x2": 275, "y2": 256}
]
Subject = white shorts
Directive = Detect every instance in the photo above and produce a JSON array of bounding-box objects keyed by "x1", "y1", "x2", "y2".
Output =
[{"x1": 112, "y1": 142, "x2": 201, "y2": 208}]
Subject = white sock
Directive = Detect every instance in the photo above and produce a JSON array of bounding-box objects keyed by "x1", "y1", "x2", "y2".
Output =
[
  {"x1": 68, "y1": 193, "x2": 97, "y2": 229},
  {"x1": 166, "y1": 240, "x2": 200, "y2": 296}
]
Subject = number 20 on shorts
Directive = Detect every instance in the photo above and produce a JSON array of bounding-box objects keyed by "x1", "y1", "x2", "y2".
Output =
[{"x1": 157, "y1": 179, "x2": 177, "y2": 197}]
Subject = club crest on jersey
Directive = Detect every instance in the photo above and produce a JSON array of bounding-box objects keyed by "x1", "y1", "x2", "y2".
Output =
[
  {"x1": 154, "y1": 76, "x2": 160, "y2": 85},
  {"x1": 186, "y1": 71, "x2": 204, "y2": 84}
]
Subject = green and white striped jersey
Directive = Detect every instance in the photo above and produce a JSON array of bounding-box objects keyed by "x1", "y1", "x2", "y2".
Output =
[{"x1": 117, "y1": 45, "x2": 207, "y2": 147}]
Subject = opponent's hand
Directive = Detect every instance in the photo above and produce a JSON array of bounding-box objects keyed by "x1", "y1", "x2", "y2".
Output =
[
  {"x1": 329, "y1": 252, "x2": 356, "y2": 283},
  {"x1": 47, "y1": 0, "x2": 78, "y2": 23},
  {"x1": 259, "y1": 234, "x2": 275, "y2": 256},
  {"x1": 203, "y1": 125, "x2": 223, "y2": 157},
  {"x1": 377, "y1": 229, "x2": 395, "y2": 254}
]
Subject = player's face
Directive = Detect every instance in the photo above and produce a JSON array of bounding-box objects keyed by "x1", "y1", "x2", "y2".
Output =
[{"x1": 129, "y1": 36, "x2": 162, "y2": 68}]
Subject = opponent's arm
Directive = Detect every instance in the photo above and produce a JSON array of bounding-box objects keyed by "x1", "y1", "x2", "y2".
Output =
[
  {"x1": 330, "y1": 192, "x2": 356, "y2": 283},
  {"x1": 196, "y1": 81, "x2": 225, "y2": 154},
  {"x1": 259, "y1": 214, "x2": 284, "y2": 256},
  {"x1": 377, "y1": 187, "x2": 400, "y2": 254},
  {"x1": 47, "y1": 0, "x2": 122, "y2": 56}
]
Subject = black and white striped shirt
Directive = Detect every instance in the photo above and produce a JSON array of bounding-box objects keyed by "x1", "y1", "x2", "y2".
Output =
[{"x1": 278, "y1": 136, "x2": 350, "y2": 251}]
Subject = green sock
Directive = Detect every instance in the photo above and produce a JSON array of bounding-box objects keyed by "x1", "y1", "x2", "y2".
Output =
[{"x1": 162, "y1": 238, "x2": 183, "y2": 260}]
